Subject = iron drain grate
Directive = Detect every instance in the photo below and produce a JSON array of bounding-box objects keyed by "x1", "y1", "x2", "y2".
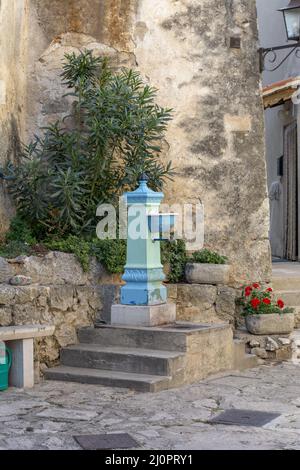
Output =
[
  {"x1": 73, "y1": 433, "x2": 140, "y2": 450},
  {"x1": 209, "y1": 409, "x2": 281, "y2": 427}
]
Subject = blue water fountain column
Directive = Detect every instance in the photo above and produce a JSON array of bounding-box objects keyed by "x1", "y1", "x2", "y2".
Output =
[
  {"x1": 111, "y1": 175, "x2": 177, "y2": 326},
  {"x1": 121, "y1": 175, "x2": 167, "y2": 306}
]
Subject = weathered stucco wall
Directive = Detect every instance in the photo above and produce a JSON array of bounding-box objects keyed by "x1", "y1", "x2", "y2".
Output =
[
  {"x1": 0, "y1": 0, "x2": 28, "y2": 233},
  {"x1": 0, "y1": 0, "x2": 271, "y2": 283}
]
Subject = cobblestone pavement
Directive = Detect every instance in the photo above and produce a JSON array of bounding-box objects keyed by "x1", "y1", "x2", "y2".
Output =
[{"x1": 1, "y1": 363, "x2": 300, "y2": 450}]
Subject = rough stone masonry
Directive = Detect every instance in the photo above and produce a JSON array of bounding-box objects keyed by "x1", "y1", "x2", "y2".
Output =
[
  {"x1": 0, "y1": 0, "x2": 270, "y2": 285},
  {"x1": 0, "y1": 252, "x2": 238, "y2": 371}
]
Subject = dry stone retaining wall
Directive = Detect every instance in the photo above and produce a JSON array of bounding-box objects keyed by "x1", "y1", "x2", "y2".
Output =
[
  {"x1": 0, "y1": 252, "x2": 240, "y2": 373},
  {"x1": 0, "y1": 252, "x2": 120, "y2": 374}
]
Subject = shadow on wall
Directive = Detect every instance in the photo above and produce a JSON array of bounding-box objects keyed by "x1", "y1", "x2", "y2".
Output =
[{"x1": 34, "y1": 0, "x2": 139, "y2": 50}]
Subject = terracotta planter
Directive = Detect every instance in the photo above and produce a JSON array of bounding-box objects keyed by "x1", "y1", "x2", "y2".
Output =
[
  {"x1": 245, "y1": 313, "x2": 295, "y2": 335},
  {"x1": 185, "y1": 263, "x2": 230, "y2": 285}
]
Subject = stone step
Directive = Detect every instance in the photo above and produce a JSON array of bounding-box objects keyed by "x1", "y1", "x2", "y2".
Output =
[
  {"x1": 276, "y1": 291, "x2": 300, "y2": 306},
  {"x1": 61, "y1": 344, "x2": 185, "y2": 377},
  {"x1": 78, "y1": 323, "x2": 228, "y2": 352},
  {"x1": 272, "y1": 277, "x2": 300, "y2": 291},
  {"x1": 233, "y1": 340, "x2": 259, "y2": 371},
  {"x1": 45, "y1": 366, "x2": 171, "y2": 393}
]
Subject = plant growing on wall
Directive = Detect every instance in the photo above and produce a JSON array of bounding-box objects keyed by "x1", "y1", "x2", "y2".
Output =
[{"x1": 8, "y1": 50, "x2": 173, "y2": 238}]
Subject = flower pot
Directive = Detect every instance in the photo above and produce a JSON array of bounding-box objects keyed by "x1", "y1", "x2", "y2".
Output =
[
  {"x1": 245, "y1": 313, "x2": 295, "y2": 335},
  {"x1": 185, "y1": 263, "x2": 230, "y2": 285}
]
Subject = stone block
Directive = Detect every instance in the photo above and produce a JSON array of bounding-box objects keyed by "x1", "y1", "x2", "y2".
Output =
[
  {"x1": 176, "y1": 284, "x2": 218, "y2": 322},
  {"x1": 111, "y1": 303, "x2": 176, "y2": 327},
  {"x1": 249, "y1": 339, "x2": 260, "y2": 348},
  {"x1": 185, "y1": 263, "x2": 230, "y2": 285},
  {"x1": 0, "y1": 285, "x2": 16, "y2": 305},
  {"x1": 12, "y1": 304, "x2": 49, "y2": 324},
  {"x1": 216, "y1": 286, "x2": 237, "y2": 323},
  {"x1": 7, "y1": 251, "x2": 114, "y2": 286},
  {"x1": 14, "y1": 286, "x2": 42, "y2": 304},
  {"x1": 0, "y1": 306, "x2": 12, "y2": 326},
  {"x1": 275, "y1": 346, "x2": 292, "y2": 361},
  {"x1": 265, "y1": 337, "x2": 279, "y2": 352},
  {"x1": 10, "y1": 252, "x2": 91, "y2": 285},
  {"x1": 278, "y1": 337, "x2": 291, "y2": 346},
  {"x1": 93, "y1": 284, "x2": 120, "y2": 323},
  {"x1": 251, "y1": 347, "x2": 268, "y2": 359},
  {"x1": 49, "y1": 286, "x2": 75, "y2": 311},
  {"x1": 167, "y1": 284, "x2": 178, "y2": 301},
  {"x1": 0, "y1": 257, "x2": 13, "y2": 283}
]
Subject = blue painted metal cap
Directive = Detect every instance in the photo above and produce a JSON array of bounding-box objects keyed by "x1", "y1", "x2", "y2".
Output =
[{"x1": 124, "y1": 175, "x2": 164, "y2": 204}]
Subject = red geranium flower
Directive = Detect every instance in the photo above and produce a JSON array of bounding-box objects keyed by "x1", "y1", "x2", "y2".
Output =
[
  {"x1": 262, "y1": 298, "x2": 271, "y2": 305},
  {"x1": 253, "y1": 283, "x2": 260, "y2": 289},
  {"x1": 277, "y1": 299, "x2": 285, "y2": 309},
  {"x1": 266, "y1": 287, "x2": 273, "y2": 292},
  {"x1": 245, "y1": 286, "x2": 252, "y2": 297},
  {"x1": 251, "y1": 298, "x2": 261, "y2": 309}
]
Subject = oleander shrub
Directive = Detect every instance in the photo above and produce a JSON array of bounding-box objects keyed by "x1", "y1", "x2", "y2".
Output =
[{"x1": 7, "y1": 50, "x2": 173, "y2": 239}]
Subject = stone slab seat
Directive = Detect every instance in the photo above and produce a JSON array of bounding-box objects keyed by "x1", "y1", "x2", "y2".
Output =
[{"x1": 0, "y1": 325, "x2": 54, "y2": 389}]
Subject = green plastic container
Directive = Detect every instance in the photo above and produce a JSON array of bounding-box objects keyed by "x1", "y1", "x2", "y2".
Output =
[{"x1": 0, "y1": 344, "x2": 12, "y2": 391}]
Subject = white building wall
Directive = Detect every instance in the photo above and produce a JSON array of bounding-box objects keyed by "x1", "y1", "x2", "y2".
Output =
[
  {"x1": 256, "y1": 0, "x2": 300, "y2": 257},
  {"x1": 256, "y1": 0, "x2": 299, "y2": 188}
]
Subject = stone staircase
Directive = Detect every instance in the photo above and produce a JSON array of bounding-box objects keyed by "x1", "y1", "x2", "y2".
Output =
[
  {"x1": 272, "y1": 263, "x2": 300, "y2": 327},
  {"x1": 45, "y1": 322, "x2": 243, "y2": 392}
]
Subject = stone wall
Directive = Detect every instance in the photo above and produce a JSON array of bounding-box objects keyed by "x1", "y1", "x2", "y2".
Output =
[
  {"x1": 0, "y1": 252, "x2": 120, "y2": 372},
  {"x1": 235, "y1": 329, "x2": 293, "y2": 362},
  {"x1": 0, "y1": 0, "x2": 271, "y2": 284},
  {"x1": 0, "y1": 250, "x2": 239, "y2": 373},
  {"x1": 168, "y1": 284, "x2": 237, "y2": 325}
]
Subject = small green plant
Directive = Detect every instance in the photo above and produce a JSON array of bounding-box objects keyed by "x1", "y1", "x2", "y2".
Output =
[
  {"x1": 0, "y1": 216, "x2": 37, "y2": 259},
  {"x1": 161, "y1": 240, "x2": 187, "y2": 283},
  {"x1": 189, "y1": 249, "x2": 227, "y2": 265},
  {"x1": 91, "y1": 239, "x2": 127, "y2": 274},
  {"x1": 0, "y1": 240, "x2": 31, "y2": 259},
  {"x1": 5, "y1": 216, "x2": 37, "y2": 245}
]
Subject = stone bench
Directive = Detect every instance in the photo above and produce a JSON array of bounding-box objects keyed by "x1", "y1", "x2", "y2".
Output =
[{"x1": 0, "y1": 325, "x2": 55, "y2": 388}]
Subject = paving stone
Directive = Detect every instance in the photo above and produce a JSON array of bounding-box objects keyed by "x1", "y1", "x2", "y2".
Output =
[
  {"x1": 1, "y1": 363, "x2": 300, "y2": 449},
  {"x1": 35, "y1": 408, "x2": 99, "y2": 421}
]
